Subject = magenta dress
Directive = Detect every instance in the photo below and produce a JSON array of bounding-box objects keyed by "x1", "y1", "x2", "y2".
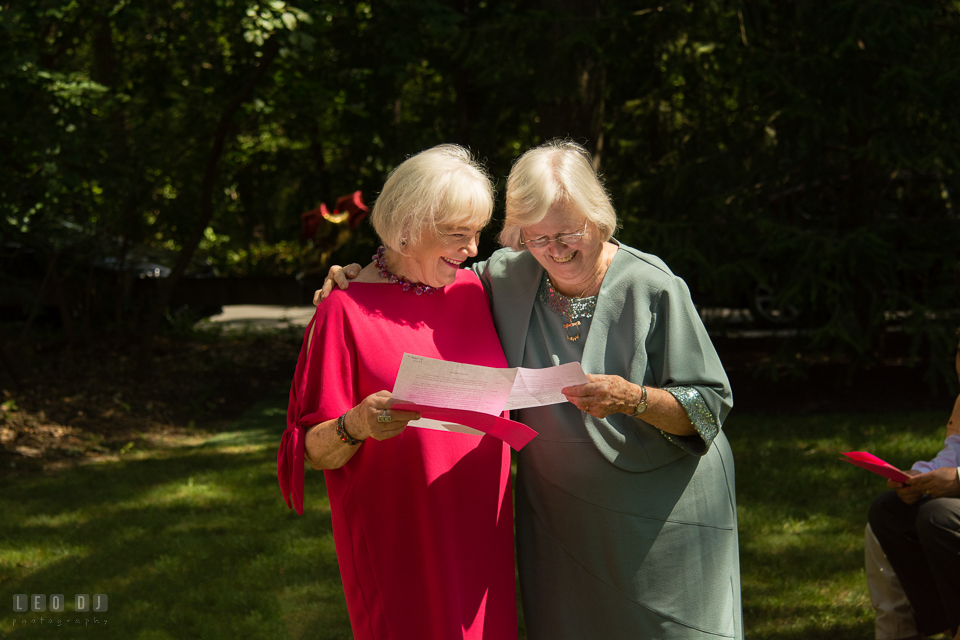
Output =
[{"x1": 278, "y1": 270, "x2": 518, "y2": 640}]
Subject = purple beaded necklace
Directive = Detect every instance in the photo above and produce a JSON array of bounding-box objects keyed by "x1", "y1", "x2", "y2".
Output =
[{"x1": 373, "y1": 245, "x2": 439, "y2": 295}]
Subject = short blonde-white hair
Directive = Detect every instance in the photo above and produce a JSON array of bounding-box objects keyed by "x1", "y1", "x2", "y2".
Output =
[
  {"x1": 371, "y1": 144, "x2": 494, "y2": 254},
  {"x1": 499, "y1": 140, "x2": 618, "y2": 250}
]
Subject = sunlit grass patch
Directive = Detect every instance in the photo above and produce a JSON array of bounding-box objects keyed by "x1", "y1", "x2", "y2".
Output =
[
  {"x1": 0, "y1": 388, "x2": 334, "y2": 639},
  {"x1": 278, "y1": 582, "x2": 353, "y2": 640},
  {"x1": 19, "y1": 510, "x2": 88, "y2": 529},
  {"x1": 728, "y1": 409, "x2": 948, "y2": 639},
  {"x1": 2, "y1": 383, "x2": 953, "y2": 639}
]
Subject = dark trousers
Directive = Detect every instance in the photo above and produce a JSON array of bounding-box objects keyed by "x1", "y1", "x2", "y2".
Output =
[{"x1": 868, "y1": 491, "x2": 960, "y2": 636}]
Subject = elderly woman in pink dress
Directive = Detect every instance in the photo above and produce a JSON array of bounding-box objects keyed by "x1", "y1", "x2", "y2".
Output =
[{"x1": 277, "y1": 145, "x2": 518, "y2": 640}]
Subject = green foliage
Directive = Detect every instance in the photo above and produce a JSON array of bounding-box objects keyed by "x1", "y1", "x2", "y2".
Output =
[
  {"x1": 599, "y1": 0, "x2": 960, "y2": 383},
  {"x1": 201, "y1": 239, "x2": 304, "y2": 277},
  {"x1": 2, "y1": 0, "x2": 958, "y2": 378}
]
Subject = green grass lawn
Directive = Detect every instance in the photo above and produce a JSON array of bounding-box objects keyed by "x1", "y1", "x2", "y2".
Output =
[
  {"x1": 1, "y1": 387, "x2": 351, "y2": 640},
  {"x1": 731, "y1": 409, "x2": 949, "y2": 639},
  {"x1": 1, "y1": 387, "x2": 952, "y2": 639}
]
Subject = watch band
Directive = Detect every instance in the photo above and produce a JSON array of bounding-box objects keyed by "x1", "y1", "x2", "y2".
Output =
[{"x1": 627, "y1": 385, "x2": 648, "y2": 416}]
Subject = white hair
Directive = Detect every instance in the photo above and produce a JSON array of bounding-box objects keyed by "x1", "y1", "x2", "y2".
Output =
[
  {"x1": 370, "y1": 144, "x2": 494, "y2": 254},
  {"x1": 500, "y1": 140, "x2": 618, "y2": 250}
]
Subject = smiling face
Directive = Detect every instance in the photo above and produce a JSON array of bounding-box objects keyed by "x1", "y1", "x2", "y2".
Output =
[
  {"x1": 521, "y1": 204, "x2": 609, "y2": 297},
  {"x1": 390, "y1": 223, "x2": 483, "y2": 288}
]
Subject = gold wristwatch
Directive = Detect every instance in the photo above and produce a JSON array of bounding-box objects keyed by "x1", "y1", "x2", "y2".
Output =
[{"x1": 627, "y1": 385, "x2": 648, "y2": 416}]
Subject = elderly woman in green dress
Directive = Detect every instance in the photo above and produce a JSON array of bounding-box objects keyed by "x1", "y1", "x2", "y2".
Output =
[{"x1": 320, "y1": 140, "x2": 742, "y2": 639}]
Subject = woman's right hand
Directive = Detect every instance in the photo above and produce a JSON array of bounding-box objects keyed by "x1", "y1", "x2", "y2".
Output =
[
  {"x1": 345, "y1": 391, "x2": 421, "y2": 441},
  {"x1": 314, "y1": 263, "x2": 362, "y2": 305}
]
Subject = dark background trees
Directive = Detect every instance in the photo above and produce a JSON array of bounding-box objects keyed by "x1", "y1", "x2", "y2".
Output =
[{"x1": 2, "y1": 0, "x2": 959, "y2": 388}]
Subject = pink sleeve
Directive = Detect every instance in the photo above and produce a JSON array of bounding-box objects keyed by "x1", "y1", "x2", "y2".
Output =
[{"x1": 277, "y1": 301, "x2": 359, "y2": 515}]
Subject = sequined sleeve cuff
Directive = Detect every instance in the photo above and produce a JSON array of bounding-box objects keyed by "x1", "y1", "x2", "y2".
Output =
[{"x1": 658, "y1": 386, "x2": 720, "y2": 452}]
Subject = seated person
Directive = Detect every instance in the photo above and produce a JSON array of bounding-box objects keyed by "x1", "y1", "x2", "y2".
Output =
[{"x1": 867, "y1": 328, "x2": 960, "y2": 640}]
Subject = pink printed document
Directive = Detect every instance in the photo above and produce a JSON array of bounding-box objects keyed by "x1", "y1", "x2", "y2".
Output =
[
  {"x1": 389, "y1": 353, "x2": 588, "y2": 451},
  {"x1": 841, "y1": 451, "x2": 912, "y2": 483}
]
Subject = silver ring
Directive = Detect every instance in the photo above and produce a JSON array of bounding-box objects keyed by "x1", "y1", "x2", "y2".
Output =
[{"x1": 377, "y1": 410, "x2": 392, "y2": 423}]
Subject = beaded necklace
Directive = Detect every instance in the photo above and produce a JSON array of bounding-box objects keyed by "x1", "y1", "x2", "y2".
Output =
[
  {"x1": 373, "y1": 245, "x2": 439, "y2": 295},
  {"x1": 537, "y1": 273, "x2": 598, "y2": 342}
]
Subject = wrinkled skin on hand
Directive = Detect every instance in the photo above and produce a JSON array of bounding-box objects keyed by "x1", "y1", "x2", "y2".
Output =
[
  {"x1": 561, "y1": 374, "x2": 639, "y2": 419},
  {"x1": 314, "y1": 263, "x2": 361, "y2": 305},
  {"x1": 346, "y1": 391, "x2": 420, "y2": 442},
  {"x1": 905, "y1": 466, "x2": 960, "y2": 501}
]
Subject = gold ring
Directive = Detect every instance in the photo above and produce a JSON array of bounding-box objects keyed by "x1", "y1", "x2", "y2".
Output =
[{"x1": 377, "y1": 410, "x2": 392, "y2": 423}]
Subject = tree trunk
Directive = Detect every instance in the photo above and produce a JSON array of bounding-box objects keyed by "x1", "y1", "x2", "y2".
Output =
[
  {"x1": 142, "y1": 37, "x2": 281, "y2": 342},
  {"x1": 0, "y1": 339, "x2": 22, "y2": 391},
  {"x1": 535, "y1": 0, "x2": 606, "y2": 163},
  {"x1": 93, "y1": 11, "x2": 144, "y2": 337}
]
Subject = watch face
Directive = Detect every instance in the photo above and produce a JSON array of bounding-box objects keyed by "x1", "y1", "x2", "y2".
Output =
[{"x1": 636, "y1": 402, "x2": 648, "y2": 414}]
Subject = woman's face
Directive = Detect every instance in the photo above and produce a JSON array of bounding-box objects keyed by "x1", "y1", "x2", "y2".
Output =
[
  {"x1": 521, "y1": 204, "x2": 607, "y2": 295},
  {"x1": 398, "y1": 223, "x2": 483, "y2": 287}
]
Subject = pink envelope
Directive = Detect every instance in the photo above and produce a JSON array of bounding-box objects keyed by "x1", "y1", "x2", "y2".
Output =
[
  {"x1": 392, "y1": 403, "x2": 537, "y2": 451},
  {"x1": 841, "y1": 451, "x2": 912, "y2": 483}
]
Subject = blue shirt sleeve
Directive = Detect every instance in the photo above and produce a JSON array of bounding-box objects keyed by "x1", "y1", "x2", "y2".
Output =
[{"x1": 912, "y1": 434, "x2": 960, "y2": 472}]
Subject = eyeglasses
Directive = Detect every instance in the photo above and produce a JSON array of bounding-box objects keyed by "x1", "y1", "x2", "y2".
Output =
[{"x1": 519, "y1": 222, "x2": 588, "y2": 249}]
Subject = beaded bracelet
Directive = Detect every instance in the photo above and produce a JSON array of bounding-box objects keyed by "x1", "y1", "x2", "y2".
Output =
[{"x1": 336, "y1": 413, "x2": 364, "y2": 446}]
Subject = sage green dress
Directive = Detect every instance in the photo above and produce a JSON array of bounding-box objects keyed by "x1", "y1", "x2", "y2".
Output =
[{"x1": 475, "y1": 243, "x2": 742, "y2": 640}]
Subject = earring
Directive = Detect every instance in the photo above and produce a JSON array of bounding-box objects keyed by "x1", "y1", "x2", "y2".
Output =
[{"x1": 400, "y1": 237, "x2": 407, "y2": 246}]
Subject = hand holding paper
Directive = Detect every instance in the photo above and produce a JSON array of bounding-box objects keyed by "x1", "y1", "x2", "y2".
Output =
[
  {"x1": 840, "y1": 451, "x2": 912, "y2": 483},
  {"x1": 390, "y1": 354, "x2": 590, "y2": 450},
  {"x1": 392, "y1": 353, "x2": 588, "y2": 416}
]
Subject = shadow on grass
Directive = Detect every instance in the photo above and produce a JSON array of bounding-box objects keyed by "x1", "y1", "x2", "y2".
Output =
[
  {"x1": 0, "y1": 388, "x2": 351, "y2": 640},
  {"x1": 727, "y1": 409, "x2": 949, "y2": 639}
]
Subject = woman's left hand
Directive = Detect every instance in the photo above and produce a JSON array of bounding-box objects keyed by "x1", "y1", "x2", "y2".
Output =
[{"x1": 562, "y1": 374, "x2": 641, "y2": 419}]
